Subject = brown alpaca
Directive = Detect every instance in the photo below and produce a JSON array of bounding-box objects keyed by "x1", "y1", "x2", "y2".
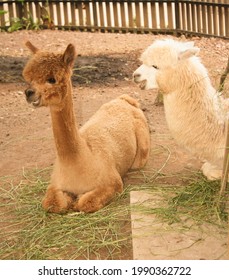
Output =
[{"x1": 23, "y1": 41, "x2": 150, "y2": 213}]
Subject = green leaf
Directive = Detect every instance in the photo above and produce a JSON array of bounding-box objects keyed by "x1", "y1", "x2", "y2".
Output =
[{"x1": 0, "y1": 10, "x2": 8, "y2": 15}]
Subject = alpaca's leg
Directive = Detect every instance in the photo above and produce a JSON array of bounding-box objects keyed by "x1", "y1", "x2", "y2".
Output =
[
  {"x1": 201, "y1": 161, "x2": 222, "y2": 181},
  {"x1": 72, "y1": 175, "x2": 123, "y2": 213},
  {"x1": 42, "y1": 185, "x2": 75, "y2": 213},
  {"x1": 131, "y1": 119, "x2": 150, "y2": 169}
]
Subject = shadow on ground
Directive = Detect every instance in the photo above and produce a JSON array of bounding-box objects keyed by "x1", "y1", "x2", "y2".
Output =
[{"x1": 0, "y1": 52, "x2": 140, "y2": 86}]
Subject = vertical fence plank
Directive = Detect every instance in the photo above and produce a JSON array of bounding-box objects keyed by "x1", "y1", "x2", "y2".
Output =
[
  {"x1": 202, "y1": 1, "x2": 208, "y2": 34},
  {"x1": 8, "y1": 1, "x2": 15, "y2": 25},
  {"x1": 128, "y1": 2, "x2": 134, "y2": 28},
  {"x1": 207, "y1": 0, "x2": 213, "y2": 35},
  {"x1": 212, "y1": 0, "x2": 219, "y2": 36},
  {"x1": 35, "y1": 1, "x2": 41, "y2": 24},
  {"x1": 135, "y1": 1, "x2": 141, "y2": 28},
  {"x1": 143, "y1": 2, "x2": 148, "y2": 29},
  {"x1": 63, "y1": 1, "x2": 69, "y2": 26},
  {"x1": 56, "y1": 1, "x2": 62, "y2": 27},
  {"x1": 77, "y1": 1, "x2": 84, "y2": 27},
  {"x1": 15, "y1": 0, "x2": 23, "y2": 21},
  {"x1": 186, "y1": 1, "x2": 191, "y2": 31},
  {"x1": 70, "y1": 2, "x2": 76, "y2": 26},
  {"x1": 180, "y1": 1, "x2": 186, "y2": 31},
  {"x1": 28, "y1": 2, "x2": 34, "y2": 20},
  {"x1": 218, "y1": 3, "x2": 224, "y2": 36},
  {"x1": 150, "y1": 2, "x2": 157, "y2": 29},
  {"x1": 196, "y1": 2, "x2": 202, "y2": 33},
  {"x1": 85, "y1": 2, "x2": 91, "y2": 28},
  {"x1": 191, "y1": 1, "x2": 196, "y2": 32},
  {"x1": 92, "y1": 1, "x2": 98, "y2": 28},
  {"x1": 113, "y1": 2, "x2": 119, "y2": 28},
  {"x1": 219, "y1": 0, "x2": 227, "y2": 37},
  {"x1": 225, "y1": 5, "x2": 229, "y2": 37},
  {"x1": 106, "y1": 2, "x2": 112, "y2": 27},
  {"x1": 167, "y1": 1, "x2": 174, "y2": 30},
  {"x1": 23, "y1": 2, "x2": 29, "y2": 19},
  {"x1": 99, "y1": 1, "x2": 105, "y2": 28},
  {"x1": 0, "y1": 2, "x2": 6, "y2": 27},
  {"x1": 49, "y1": 2, "x2": 55, "y2": 26},
  {"x1": 159, "y1": 1, "x2": 165, "y2": 29},
  {"x1": 120, "y1": 1, "x2": 126, "y2": 29}
]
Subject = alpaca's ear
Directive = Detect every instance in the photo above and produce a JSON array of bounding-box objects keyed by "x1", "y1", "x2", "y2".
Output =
[
  {"x1": 25, "y1": 41, "x2": 39, "y2": 54},
  {"x1": 178, "y1": 47, "x2": 200, "y2": 60},
  {"x1": 63, "y1": 44, "x2": 76, "y2": 68}
]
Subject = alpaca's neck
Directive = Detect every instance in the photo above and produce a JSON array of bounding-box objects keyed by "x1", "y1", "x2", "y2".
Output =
[
  {"x1": 160, "y1": 57, "x2": 214, "y2": 95},
  {"x1": 163, "y1": 58, "x2": 227, "y2": 146},
  {"x1": 180, "y1": 58, "x2": 213, "y2": 95},
  {"x1": 177, "y1": 59, "x2": 225, "y2": 116},
  {"x1": 50, "y1": 83, "x2": 82, "y2": 161}
]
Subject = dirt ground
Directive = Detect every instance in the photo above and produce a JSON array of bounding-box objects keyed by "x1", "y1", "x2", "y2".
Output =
[{"x1": 0, "y1": 30, "x2": 229, "y2": 259}]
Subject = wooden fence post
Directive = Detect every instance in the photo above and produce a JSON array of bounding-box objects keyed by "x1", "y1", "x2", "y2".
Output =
[
  {"x1": 220, "y1": 119, "x2": 229, "y2": 197},
  {"x1": 92, "y1": 0, "x2": 98, "y2": 28},
  {"x1": 15, "y1": 0, "x2": 24, "y2": 19},
  {"x1": 219, "y1": 55, "x2": 229, "y2": 198},
  {"x1": 174, "y1": 0, "x2": 180, "y2": 35}
]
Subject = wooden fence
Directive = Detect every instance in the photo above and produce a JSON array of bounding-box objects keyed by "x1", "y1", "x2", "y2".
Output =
[{"x1": 0, "y1": 0, "x2": 228, "y2": 38}]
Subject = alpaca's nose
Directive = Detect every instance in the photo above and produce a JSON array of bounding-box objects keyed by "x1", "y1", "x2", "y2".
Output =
[{"x1": 25, "y1": 88, "x2": 35, "y2": 98}]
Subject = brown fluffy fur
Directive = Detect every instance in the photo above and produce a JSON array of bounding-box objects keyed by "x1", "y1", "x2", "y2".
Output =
[{"x1": 23, "y1": 42, "x2": 150, "y2": 213}]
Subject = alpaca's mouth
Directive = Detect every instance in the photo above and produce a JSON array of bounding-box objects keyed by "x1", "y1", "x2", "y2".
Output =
[
  {"x1": 32, "y1": 97, "x2": 41, "y2": 107},
  {"x1": 139, "y1": 80, "x2": 147, "y2": 90}
]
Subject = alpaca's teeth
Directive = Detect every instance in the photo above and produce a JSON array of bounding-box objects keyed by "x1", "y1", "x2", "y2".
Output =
[
  {"x1": 32, "y1": 99, "x2": 40, "y2": 106},
  {"x1": 140, "y1": 80, "x2": 147, "y2": 90}
]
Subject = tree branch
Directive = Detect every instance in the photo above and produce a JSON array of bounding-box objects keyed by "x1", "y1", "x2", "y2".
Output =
[{"x1": 219, "y1": 56, "x2": 229, "y2": 92}]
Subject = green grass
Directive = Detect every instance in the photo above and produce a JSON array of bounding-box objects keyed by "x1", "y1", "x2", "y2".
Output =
[
  {"x1": 131, "y1": 171, "x2": 228, "y2": 228},
  {"x1": 0, "y1": 168, "x2": 228, "y2": 260},
  {"x1": 0, "y1": 168, "x2": 132, "y2": 260}
]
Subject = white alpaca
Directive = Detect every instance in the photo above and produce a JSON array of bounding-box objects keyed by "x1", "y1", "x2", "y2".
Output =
[{"x1": 133, "y1": 39, "x2": 228, "y2": 180}]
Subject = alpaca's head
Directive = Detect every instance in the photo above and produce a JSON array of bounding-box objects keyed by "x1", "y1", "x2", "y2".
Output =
[
  {"x1": 133, "y1": 39, "x2": 200, "y2": 91},
  {"x1": 23, "y1": 41, "x2": 76, "y2": 108}
]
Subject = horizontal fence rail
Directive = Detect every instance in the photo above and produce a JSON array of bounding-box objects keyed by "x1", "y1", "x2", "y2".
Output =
[{"x1": 0, "y1": 0, "x2": 228, "y2": 38}]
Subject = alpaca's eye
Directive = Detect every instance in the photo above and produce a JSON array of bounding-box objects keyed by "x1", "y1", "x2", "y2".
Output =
[
  {"x1": 47, "y1": 77, "x2": 56, "y2": 84},
  {"x1": 152, "y1": 65, "x2": 159, "y2": 69}
]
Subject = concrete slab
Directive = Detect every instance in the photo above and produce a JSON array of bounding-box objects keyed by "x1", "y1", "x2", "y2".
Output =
[{"x1": 130, "y1": 191, "x2": 228, "y2": 260}]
